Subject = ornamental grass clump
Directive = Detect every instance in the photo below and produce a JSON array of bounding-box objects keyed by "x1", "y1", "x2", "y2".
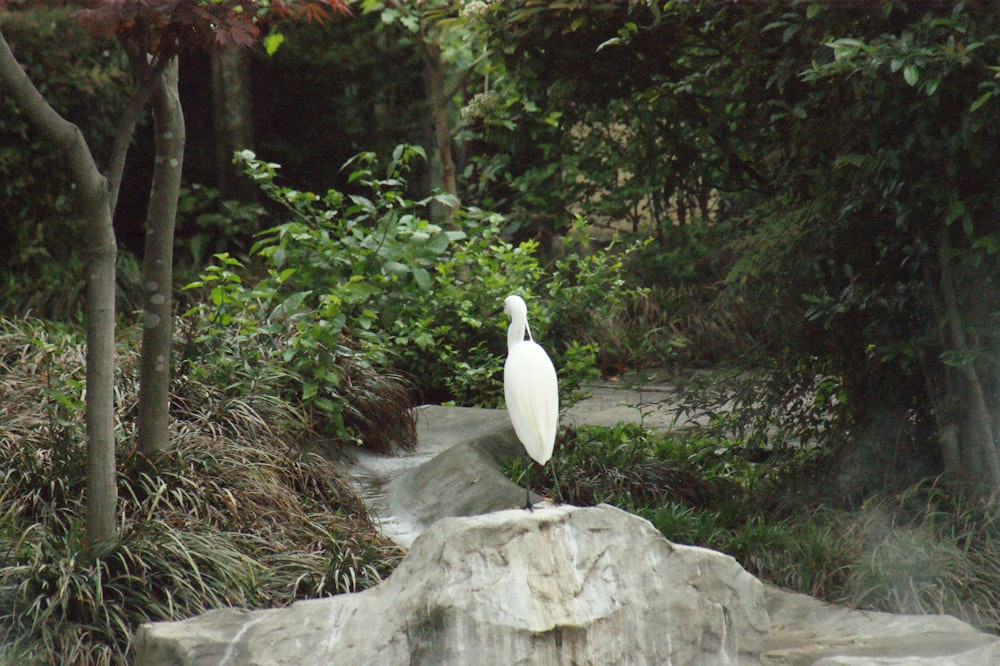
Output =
[{"x1": 0, "y1": 317, "x2": 403, "y2": 665}]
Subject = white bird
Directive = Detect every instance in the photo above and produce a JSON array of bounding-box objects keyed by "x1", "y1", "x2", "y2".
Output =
[{"x1": 503, "y1": 294, "x2": 559, "y2": 510}]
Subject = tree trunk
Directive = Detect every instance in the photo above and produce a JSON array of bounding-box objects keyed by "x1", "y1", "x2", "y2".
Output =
[
  {"x1": 83, "y1": 207, "x2": 119, "y2": 556},
  {"x1": 938, "y1": 236, "x2": 1000, "y2": 494},
  {"x1": 422, "y1": 38, "x2": 458, "y2": 216},
  {"x1": 210, "y1": 46, "x2": 255, "y2": 200},
  {"x1": 0, "y1": 30, "x2": 119, "y2": 553},
  {"x1": 137, "y1": 57, "x2": 185, "y2": 456}
]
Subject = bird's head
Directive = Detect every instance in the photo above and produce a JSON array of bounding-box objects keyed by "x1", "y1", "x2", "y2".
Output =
[{"x1": 503, "y1": 294, "x2": 528, "y2": 320}]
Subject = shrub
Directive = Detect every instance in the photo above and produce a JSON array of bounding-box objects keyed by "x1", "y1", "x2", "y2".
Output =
[{"x1": 184, "y1": 146, "x2": 642, "y2": 419}]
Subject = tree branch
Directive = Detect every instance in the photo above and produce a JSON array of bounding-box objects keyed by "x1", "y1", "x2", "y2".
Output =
[
  {"x1": 0, "y1": 29, "x2": 109, "y2": 215},
  {"x1": 107, "y1": 50, "x2": 171, "y2": 217}
]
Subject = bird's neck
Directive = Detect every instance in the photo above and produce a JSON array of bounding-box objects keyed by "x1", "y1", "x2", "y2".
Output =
[{"x1": 507, "y1": 319, "x2": 532, "y2": 349}]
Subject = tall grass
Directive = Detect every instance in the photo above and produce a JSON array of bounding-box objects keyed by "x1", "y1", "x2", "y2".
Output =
[{"x1": 0, "y1": 317, "x2": 403, "y2": 664}]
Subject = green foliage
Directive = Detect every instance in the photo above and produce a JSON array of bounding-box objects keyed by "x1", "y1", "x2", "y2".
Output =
[
  {"x1": 181, "y1": 246, "x2": 416, "y2": 451},
  {"x1": 0, "y1": 316, "x2": 402, "y2": 664},
  {"x1": 252, "y1": 12, "x2": 428, "y2": 195},
  {"x1": 468, "y1": 2, "x2": 732, "y2": 237},
  {"x1": 174, "y1": 183, "x2": 265, "y2": 272},
  {"x1": 721, "y1": 3, "x2": 1000, "y2": 480},
  {"x1": 505, "y1": 421, "x2": 840, "y2": 587},
  {"x1": 1, "y1": 249, "x2": 146, "y2": 323},
  {"x1": 837, "y1": 481, "x2": 1000, "y2": 629},
  {"x1": 184, "y1": 146, "x2": 640, "y2": 414}
]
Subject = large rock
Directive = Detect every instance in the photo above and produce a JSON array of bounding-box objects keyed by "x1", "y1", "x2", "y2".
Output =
[{"x1": 135, "y1": 504, "x2": 770, "y2": 665}]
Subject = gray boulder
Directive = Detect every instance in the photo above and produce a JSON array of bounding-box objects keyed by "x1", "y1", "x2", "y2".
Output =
[
  {"x1": 765, "y1": 586, "x2": 1000, "y2": 665},
  {"x1": 135, "y1": 504, "x2": 770, "y2": 665}
]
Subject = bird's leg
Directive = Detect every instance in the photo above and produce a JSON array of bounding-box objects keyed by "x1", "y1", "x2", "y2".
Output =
[
  {"x1": 523, "y1": 461, "x2": 533, "y2": 511},
  {"x1": 549, "y1": 461, "x2": 564, "y2": 505}
]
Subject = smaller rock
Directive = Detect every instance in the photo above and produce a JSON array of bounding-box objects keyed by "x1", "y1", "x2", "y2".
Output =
[
  {"x1": 134, "y1": 504, "x2": 769, "y2": 665},
  {"x1": 764, "y1": 585, "x2": 1000, "y2": 665}
]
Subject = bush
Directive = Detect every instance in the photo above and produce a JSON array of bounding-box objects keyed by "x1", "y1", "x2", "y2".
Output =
[{"x1": 183, "y1": 146, "x2": 642, "y2": 423}]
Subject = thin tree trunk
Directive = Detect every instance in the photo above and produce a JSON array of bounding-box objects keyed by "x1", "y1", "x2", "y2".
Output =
[
  {"x1": 83, "y1": 208, "x2": 118, "y2": 556},
  {"x1": 210, "y1": 46, "x2": 254, "y2": 200},
  {"x1": 0, "y1": 30, "x2": 118, "y2": 553},
  {"x1": 109, "y1": 46, "x2": 170, "y2": 218},
  {"x1": 939, "y1": 235, "x2": 1000, "y2": 494},
  {"x1": 422, "y1": 38, "x2": 458, "y2": 215},
  {"x1": 137, "y1": 57, "x2": 184, "y2": 456}
]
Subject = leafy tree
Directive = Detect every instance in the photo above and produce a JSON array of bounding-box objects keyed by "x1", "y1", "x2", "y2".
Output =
[
  {"x1": 482, "y1": 2, "x2": 1000, "y2": 497},
  {"x1": 0, "y1": 0, "x2": 347, "y2": 553}
]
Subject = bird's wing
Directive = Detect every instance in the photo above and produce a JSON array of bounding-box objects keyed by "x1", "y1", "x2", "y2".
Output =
[{"x1": 504, "y1": 341, "x2": 559, "y2": 465}]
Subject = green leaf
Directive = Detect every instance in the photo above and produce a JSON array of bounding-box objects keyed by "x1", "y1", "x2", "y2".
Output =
[
  {"x1": 433, "y1": 192, "x2": 460, "y2": 209},
  {"x1": 276, "y1": 290, "x2": 311, "y2": 316},
  {"x1": 945, "y1": 200, "x2": 966, "y2": 226},
  {"x1": 828, "y1": 38, "x2": 866, "y2": 60},
  {"x1": 385, "y1": 261, "x2": 410, "y2": 274},
  {"x1": 349, "y1": 195, "x2": 376, "y2": 213},
  {"x1": 970, "y1": 91, "x2": 992, "y2": 112},
  {"x1": 263, "y1": 33, "x2": 285, "y2": 56},
  {"x1": 972, "y1": 236, "x2": 1000, "y2": 254},
  {"x1": 314, "y1": 397, "x2": 335, "y2": 413},
  {"x1": 413, "y1": 267, "x2": 432, "y2": 290},
  {"x1": 596, "y1": 36, "x2": 624, "y2": 52},
  {"x1": 302, "y1": 382, "x2": 318, "y2": 401},
  {"x1": 272, "y1": 247, "x2": 286, "y2": 268},
  {"x1": 903, "y1": 64, "x2": 919, "y2": 86},
  {"x1": 426, "y1": 233, "x2": 450, "y2": 255},
  {"x1": 832, "y1": 153, "x2": 866, "y2": 169}
]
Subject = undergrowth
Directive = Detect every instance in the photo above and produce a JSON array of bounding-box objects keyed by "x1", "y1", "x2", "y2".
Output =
[
  {"x1": 507, "y1": 422, "x2": 1000, "y2": 634},
  {"x1": 0, "y1": 317, "x2": 403, "y2": 665}
]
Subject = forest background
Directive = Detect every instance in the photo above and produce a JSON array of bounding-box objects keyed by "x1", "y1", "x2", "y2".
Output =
[{"x1": 5, "y1": 1, "x2": 1000, "y2": 663}]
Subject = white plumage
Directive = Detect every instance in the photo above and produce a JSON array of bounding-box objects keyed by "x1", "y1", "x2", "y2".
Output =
[{"x1": 503, "y1": 294, "x2": 559, "y2": 507}]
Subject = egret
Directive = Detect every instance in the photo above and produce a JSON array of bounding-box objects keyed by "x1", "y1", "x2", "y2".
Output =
[{"x1": 502, "y1": 294, "x2": 559, "y2": 510}]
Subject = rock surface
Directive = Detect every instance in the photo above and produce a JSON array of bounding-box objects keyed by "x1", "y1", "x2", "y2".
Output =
[
  {"x1": 135, "y1": 504, "x2": 770, "y2": 665},
  {"x1": 765, "y1": 587, "x2": 1000, "y2": 665}
]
